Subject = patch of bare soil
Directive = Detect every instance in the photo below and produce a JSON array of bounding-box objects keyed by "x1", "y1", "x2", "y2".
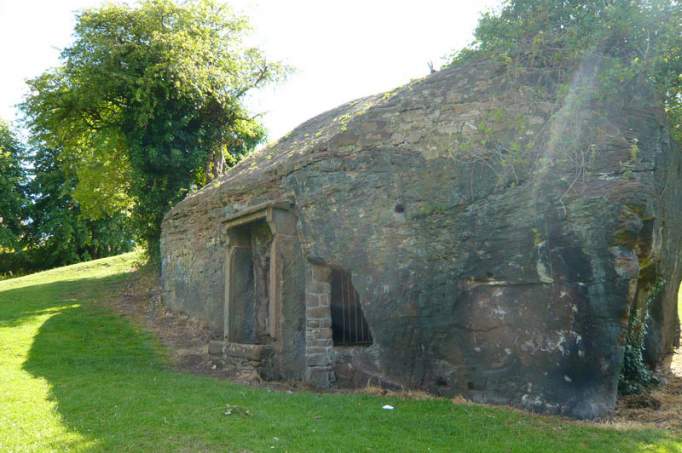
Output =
[
  {"x1": 106, "y1": 267, "x2": 682, "y2": 431},
  {"x1": 104, "y1": 266, "x2": 221, "y2": 377},
  {"x1": 105, "y1": 267, "x2": 299, "y2": 392}
]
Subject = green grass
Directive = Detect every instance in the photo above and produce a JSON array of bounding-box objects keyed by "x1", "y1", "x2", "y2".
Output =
[{"x1": 0, "y1": 253, "x2": 680, "y2": 452}]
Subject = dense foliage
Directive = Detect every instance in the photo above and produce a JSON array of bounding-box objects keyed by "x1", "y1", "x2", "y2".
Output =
[
  {"x1": 23, "y1": 0, "x2": 283, "y2": 257},
  {"x1": 0, "y1": 120, "x2": 27, "y2": 253},
  {"x1": 0, "y1": 120, "x2": 133, "y2": 275},
  {"x1": 451, "y1": 0, "x2": 681, "y2": 141},
  {"x1": 23, "y1": 146, "x2": 134, "y2": 270}
]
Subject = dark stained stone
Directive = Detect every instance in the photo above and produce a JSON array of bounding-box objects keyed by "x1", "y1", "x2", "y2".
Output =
[{"x1": 161, "y1": 56, "x2": 682, "y2": 419}]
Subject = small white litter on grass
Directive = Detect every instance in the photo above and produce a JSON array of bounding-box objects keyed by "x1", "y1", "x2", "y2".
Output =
[{"x1": 382, "y1": 405, "x2": 395, "y2": 410}]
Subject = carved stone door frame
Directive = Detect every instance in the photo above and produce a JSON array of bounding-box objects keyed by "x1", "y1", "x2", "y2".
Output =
[{"x1": 222, "y1": 201, "x2": 297, "y2": 344}]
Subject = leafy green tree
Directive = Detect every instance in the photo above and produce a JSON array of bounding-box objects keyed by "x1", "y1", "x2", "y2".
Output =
[
  {"x1": 25, "y1": 145, "x2": 134, "y2": 269},
  {"x1": 0, "y1": 120, "x2": 27, "y2": 252},
  {"x1": 23, "y1": 0, "x2": 284, "y2": 257},
  {"x1": 450, "y1": 0, "x2": 680, "y2": 141}
]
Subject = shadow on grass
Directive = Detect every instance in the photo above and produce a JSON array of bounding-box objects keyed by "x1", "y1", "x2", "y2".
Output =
[
  {"x1": 8, "y1": 272, "x2": 680, "y2": 452},
  {"x1": 0, "y1": 272, "x2": 133, "y2": 328}
]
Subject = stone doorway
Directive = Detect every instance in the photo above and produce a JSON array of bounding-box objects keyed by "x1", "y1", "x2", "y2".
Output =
[
  {"x1": 226, "y1": 219, "x2": 272, "y2": 344},
  {"x1": 209, "y1": 201, "x2": 304, "y2": 380}
]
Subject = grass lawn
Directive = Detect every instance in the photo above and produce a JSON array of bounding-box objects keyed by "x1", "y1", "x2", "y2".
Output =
[{"x1": 0, "y1": 253, "x2": 680, "y2": 452}]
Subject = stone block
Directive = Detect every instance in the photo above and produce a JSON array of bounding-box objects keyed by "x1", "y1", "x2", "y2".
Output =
[
  {"x1": 306, "y1": 292, "x2": 320, "y2": 308},
  {"x1": 306, "y1": 352, "x2": 332, "y2": 367},
  {"x1": 305, "y1": 366, "x2": 335, "y2": 388},
  {"x1": 308, "y1": 280, "x2": 330, "y2": 295},
  {"x1": 224, "y1": 342, "x2": 270, "y2": 361},
  {"x1": 318, "y1": 294, "x2": 330, "y2": 308},
  {"x1": 305, "y1": 336, "x2": 333, "y2": 348},
  {"x1": 310, "y1": 318, "x2": 330, "y2": 329},
  {"x1": 208, "y1": 340, "x2": 225, "y2": 356},
  {"x1": 312, "y1": 265, "x2": 331, "y2": 282},
  {"x1": 306, "y1": 306, "x2": 330, "y2": 320}
]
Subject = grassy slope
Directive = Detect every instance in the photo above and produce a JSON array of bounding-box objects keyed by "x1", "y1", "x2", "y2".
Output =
[{"x1": 0, "y1": 253, "x2": 679, "y2": 452}]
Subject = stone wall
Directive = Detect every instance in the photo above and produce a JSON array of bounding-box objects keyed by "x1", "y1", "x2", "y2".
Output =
[
  {"x1": 161, "y1": 56, "x2": 682, "y2": 418},
  {"x1": 304, "y1": 264, "x2": 335, "y2": 387}
]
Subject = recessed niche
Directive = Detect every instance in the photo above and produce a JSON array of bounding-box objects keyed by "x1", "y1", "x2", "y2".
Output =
[{"x1": 227, "y1": 219, "x2": 272, "y2": 344}]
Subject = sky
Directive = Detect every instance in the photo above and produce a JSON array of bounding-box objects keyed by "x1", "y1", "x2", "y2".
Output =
[{"x1": 0, "y1": 0, "x2": 501, "y2": 142}]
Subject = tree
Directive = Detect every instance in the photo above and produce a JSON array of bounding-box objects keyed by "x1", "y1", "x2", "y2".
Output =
[
  {"x1": 24, "y1": 145, "x2": 134, "y2": 269},
  {"x1": 23, "y1": 0, "x2": 284, "y2": 258},
  {"x1": 0, "y1": 120, "x2": 27, "y2": 252},
  {"x1": 449, "y1": 0, "x2": 681, "y2": 141}
]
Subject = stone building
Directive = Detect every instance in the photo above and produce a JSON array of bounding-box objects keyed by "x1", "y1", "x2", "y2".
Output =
[{"x1": 161, "y1": 56, "x2": 682, "y2": 419}]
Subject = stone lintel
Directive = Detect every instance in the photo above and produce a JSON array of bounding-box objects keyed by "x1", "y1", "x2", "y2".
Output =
[{"x1": 222, "y1": 200, "x2": 294, "y2": 227}]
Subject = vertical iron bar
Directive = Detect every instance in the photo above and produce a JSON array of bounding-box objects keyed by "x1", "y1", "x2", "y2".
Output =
[
  {"x1": 344, "y1": 271, "x2": 349, "y2": 345},
  {"x1": 340, "y1": 270, "x2": 345, "y2": 345},
  {"x1": 358, "y1": 287, "x2": 363, "y2": 344},
  {"x1": 346, "y1": 272, "x2": 353, "y2": 344},
  {"x1": 346, "y1": 272, "x2": 351, "y2": 344},
  {"x1": 349, "y1": 275, "x2": 361, "y2": 343},
  {"x1": 359, "y1": 282, "x2": 364, "y2": 343}
]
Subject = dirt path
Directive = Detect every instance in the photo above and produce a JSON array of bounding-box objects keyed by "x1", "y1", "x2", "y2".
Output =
[
  {"x1": 105, "y1": 266, "x2": 298, "y2": 389},
  {"x1": 105, "y1": 267, "x2": 217, "y2": 376}
]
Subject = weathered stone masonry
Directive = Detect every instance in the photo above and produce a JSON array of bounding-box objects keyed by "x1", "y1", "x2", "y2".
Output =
[
  {"x1": 207, "y1": 201, "x2": 306, "y2": 381},
  {"x1": 161, "y1": 57, "x2": 682, "y2": 419},
  {"x1": 304, "y1": 264, "x2": 335, "y2": 388}
]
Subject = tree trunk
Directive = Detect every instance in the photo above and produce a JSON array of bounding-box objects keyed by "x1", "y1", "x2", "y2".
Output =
[{"x1": 206, "y1": 146, "x2": 225, "y2": 181}]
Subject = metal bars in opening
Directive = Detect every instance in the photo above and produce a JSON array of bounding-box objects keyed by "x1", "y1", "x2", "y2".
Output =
[{"x1": 330, "y1": 269, "x2": 372, "y2": 346}]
